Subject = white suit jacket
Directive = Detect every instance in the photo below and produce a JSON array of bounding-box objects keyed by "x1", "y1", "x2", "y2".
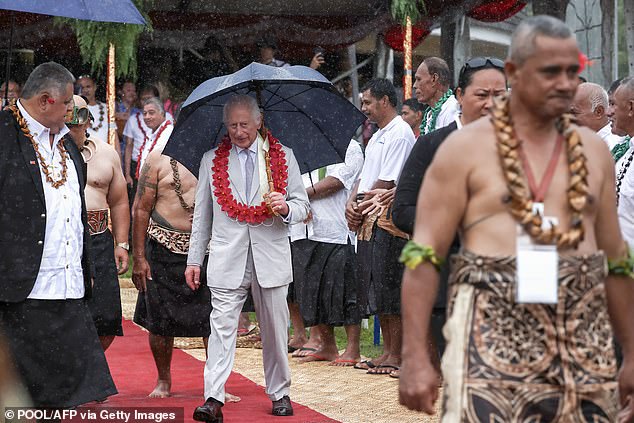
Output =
[{"x1": 187, "y1": 143, "x2": 309, "y2": 289}]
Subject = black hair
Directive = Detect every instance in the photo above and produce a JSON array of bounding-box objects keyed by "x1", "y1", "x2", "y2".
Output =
[
  {"x1": 361, "y1": 78, "x2": 397, "y2": 108},
  {"x1": 457, "y1": 59, "x2": 505, "y2": 91},
  {"x1": 140, "y1": 84, "x2": 160, "y2": 97},
  {"x1": 402, "y1": 98, "x2": 423, "y2": 113}
]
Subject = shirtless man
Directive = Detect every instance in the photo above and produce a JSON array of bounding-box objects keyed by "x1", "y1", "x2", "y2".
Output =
[
  {"x1": 77, "y1": 75, "x2": 121, "y2": 157},
  {"x1": 131, "y1": 135, "x2": 213, "y2": 397},
  {"x1": 67, "y1": 95, "x2": 129, "y2": 351},
  {"x1": 399, "y1": 16, "x2": 634, "y2": 421}
]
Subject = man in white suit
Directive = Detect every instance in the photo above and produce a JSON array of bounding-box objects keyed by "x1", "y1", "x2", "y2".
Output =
[{"x1": 185, "y1": 95, "x2": 309, "y2": 422}]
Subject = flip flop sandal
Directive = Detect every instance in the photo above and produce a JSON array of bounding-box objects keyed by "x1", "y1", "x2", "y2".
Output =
[
  {"x1": 353, "y1": 360, "x2": 377, "y2": 370},
  {"x1": 368, "y1": 364, "x2": 400, "y2": 375},
  {"x1": 329, "y1": 358, "x2": 358, "y2": 367},
  {"x1": 298, "y1": 352, "x2": 330, "y2": 362},
  {"x1": 389, "y1": 369, "x2": 401, "y2": 378},
  {"x1": 291, "y1": 347, "x2": 317, "y2": 357}
]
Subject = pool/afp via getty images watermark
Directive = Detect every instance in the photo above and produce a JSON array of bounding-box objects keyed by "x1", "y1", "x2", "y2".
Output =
[{"x1": 4, "y1": 407, "x2": 184, "y2": 423}]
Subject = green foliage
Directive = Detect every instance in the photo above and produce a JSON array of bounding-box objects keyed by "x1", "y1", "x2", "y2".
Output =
[
  {"x1": 54, "y1": 0, "x2": 152, "y2": 79},
  {"x1": 390, "y1": 0, "x2": 427, "y2": 25}
]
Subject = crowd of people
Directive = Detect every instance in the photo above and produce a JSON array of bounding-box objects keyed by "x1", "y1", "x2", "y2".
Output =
[{"x1": 1, "y1": 13, "x2": 634, "y2": 423}]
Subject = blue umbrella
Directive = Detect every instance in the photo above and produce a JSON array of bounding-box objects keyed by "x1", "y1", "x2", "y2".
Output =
[
  {"x1": 163, "y1": 62, "x2": 366, "y2": 177},
  {"x1": 0, "y1": 0, "x2": 146, "y2": 24},
  {"x1": 0, "y1": 0, "x2": 146, "y2": 100}
]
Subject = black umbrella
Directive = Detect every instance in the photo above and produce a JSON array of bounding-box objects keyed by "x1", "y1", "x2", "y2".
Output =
[{"x1": 163, "y1": 62, "x2": 366, "y2": 177}]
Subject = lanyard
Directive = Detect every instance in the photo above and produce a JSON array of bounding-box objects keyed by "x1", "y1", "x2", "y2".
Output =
[{"x1": 518, "y1": 135, "x2": 564, "y2": 203}]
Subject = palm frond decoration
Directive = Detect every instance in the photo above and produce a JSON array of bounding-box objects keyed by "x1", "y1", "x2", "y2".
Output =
[
  {"x1": 54, "y1": 0, "x2": 152, "y2": 79},
  {"x1": 391, "y1": 0, "x2": 428, "y2": 25}
]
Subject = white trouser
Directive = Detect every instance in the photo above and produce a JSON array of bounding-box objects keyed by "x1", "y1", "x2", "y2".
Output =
[{"x1": 204, "y1": 248, "x2": 291, "y2": 403}]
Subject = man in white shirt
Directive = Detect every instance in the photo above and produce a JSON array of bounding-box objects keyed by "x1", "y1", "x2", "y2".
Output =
[
  {"x1": 289, "y1": 140, "x2": 364, "y2": 365},
  {"x1": 345, "y1": 79, "x2": 415, "y2": 375},
  {"x1": 0, "y1": 62, "x2": 116, "y2": 408},
  {"x1": 134, "y1": 98, "x2": 174, "y2": 182},
  {"x1": 570, "y1": 82, "x2": 622, "y2": 150},
  {"x1": 77, "y1": 75, "x2": 120, "y2": 157},
  {"x1": 611, "y1": 78, "x2": 634, "y2": 247},
  {"x1": 413, "y1": 57, "x2": 460, "y2": 136}
]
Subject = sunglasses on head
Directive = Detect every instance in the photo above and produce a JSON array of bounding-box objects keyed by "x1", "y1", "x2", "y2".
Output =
[
  {"x1": 458, "y1": 57, "x2": 505, "y2": 87},
  {"x1": 66, "y1": 107, "x2": 92, "y2": 126}
]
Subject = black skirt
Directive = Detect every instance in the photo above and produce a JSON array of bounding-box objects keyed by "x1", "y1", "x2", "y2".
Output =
[
  {"x1": 292, "y1": 239, "x2": 360, "y2": 327},
  {"x1": 356, "y1": 226, "x2": 407, "y2": 316},
  {"x1": 0, "y1": 299, "x2": 117, "y2": 407},
  {"x1": 134, "y1": 239, "x2": 211, "y2": 337},
  {"x1": 87, "y1": 229, "x2": 123, "y2": 336}
]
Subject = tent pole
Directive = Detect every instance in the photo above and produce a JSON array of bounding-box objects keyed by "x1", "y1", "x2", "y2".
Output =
[{"x1": 107, "y1": 43, "x2": 116, "y2": 147}]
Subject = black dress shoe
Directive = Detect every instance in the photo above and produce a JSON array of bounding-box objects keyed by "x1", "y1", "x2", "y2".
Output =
[
  {"x1": 193, "y1": 397, "x2": 224, "y2": 423},
  {"x1": 272, "y1": 395, "x2": 294, "y2": 416}
]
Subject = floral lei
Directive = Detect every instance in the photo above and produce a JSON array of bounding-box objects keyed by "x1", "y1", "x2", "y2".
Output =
[
  {"x1": 212, "y1": 131, "x2": 288, "y2": 224},
  {"x1": 421, "y1": 89, "x2": 453, "y2": 135}
]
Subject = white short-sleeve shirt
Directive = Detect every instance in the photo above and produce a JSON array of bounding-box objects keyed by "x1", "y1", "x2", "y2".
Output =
[
  {"x1": 422, "y1": 95, "x2": 460, "y2": 134},
  {"x1": 357, "y1": 115, "x2": 415, "y2": 194},
  {"x1": 290, "y1": 140, "x2": 364, "y2": 244},
  {"x1": 123, "y1": 110, "x2": 174, "y2": 162}
]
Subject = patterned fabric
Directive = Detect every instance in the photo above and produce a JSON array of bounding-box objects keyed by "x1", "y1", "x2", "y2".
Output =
[
  {"x1": 146, "y1": 219, "x2": 191, "y2": 255},
  {"x1": 611, "y1": 136, "x2": 630, "y2": 162},
  {"x1": 441, "y1": 250, "x2": 618, "y2": 423},
  {"x1": 87, "y1": 209, "x2": 109, "y2": 235}
]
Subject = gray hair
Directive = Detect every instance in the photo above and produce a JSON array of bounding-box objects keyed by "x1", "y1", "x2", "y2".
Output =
[
  {"x1": 508, "y1": 15, "x2": 574, "y2": 65},
  {"x1": 21, "y1": 62, "x2": 75, "y2": 99},
  {"x1": 223, "y1": 95, "x2": 261, "y2": 123},
  {"x1": 142, "y1": 97, "x2": 165, "y2": 115},
  {"x1": 578, "y1": 82, "x2": 608, "y2": 112},
  {"x1": 422, "y1": 57, "x2": 452, "y2": 87}
]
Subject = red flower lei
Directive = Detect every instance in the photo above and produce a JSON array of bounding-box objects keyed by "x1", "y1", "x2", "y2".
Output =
[
  {"x1": 212, "y1": 132, "x2": 288, "y2": 224},
  {"x1": 135, "y1": 119, "x2": 172, "y2": 178}
]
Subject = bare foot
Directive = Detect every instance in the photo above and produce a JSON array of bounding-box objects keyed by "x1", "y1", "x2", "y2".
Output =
[
  {"x1": 297, "y1": 350, "x2": 338, "y2": 364},
  {"x1": 225, "y1": 392, "x2": 241, "y2": 403},
  {"x1": 288, "y1": 336, "x2": 308, "y2": 351},
  {"x1": 148, "y1": 380, "x2": 171, "y2": 398},
  {"x1": 292, "y1": 341, "x2": 322, "y2": 358},
  {"x1": 353, "y1": 352, "x2": 389, "y2": 370}
]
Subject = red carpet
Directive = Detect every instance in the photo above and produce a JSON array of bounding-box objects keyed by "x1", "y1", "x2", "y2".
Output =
[{"x1": 92, "y1": 319, "x2": 337, "y2": 423}]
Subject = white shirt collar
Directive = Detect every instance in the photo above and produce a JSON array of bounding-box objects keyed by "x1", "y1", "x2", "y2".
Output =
[
  {"x1": 17, "y1": 99, "x2": 69, "y2": 142},
  {"x1": 233, "y1": 136, "x2": 259, "y2": 155},
  {"x1": 455, "y1": 115, "x2": 463, "y2": 130},
  {"x1": 597, "y1": 122, "x2": 613, "y2": 139}
]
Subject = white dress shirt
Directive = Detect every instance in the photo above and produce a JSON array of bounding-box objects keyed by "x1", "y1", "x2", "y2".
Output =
[
  {"x1": 358, "y1": 115, "x2": 415, "y2": 194},
  {"x1": 123, "y1": 110, "x2": 174, "y2": 162},
  {"x1": 290, "y1": 140, "x2": 364, "y2": 244},
  {"x1": 597, "y1": 122, "x2": 623, "y2": 151},
  {"x1": 137, "y1": 119, "x2": 174, "y2": 171},
  {"x1": 617, "y1": 142, "x2": 634, "y2": 246},
  {"x1": 17, "y1": 101, "x2": 85, "y2": 299}
]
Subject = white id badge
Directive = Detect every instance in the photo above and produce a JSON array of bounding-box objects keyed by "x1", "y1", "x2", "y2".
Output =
[{"x1": 516, "y1": 223, "x2": 558, "y2": 304}]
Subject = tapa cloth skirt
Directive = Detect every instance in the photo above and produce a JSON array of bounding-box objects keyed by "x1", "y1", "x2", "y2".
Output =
[
  {"x1": 441, "y1": 250, "x2": 618, "y2": 422},
  {"x1": 87, "y1": 229, "x2": 123, "y2": 336},
  {"x1": 0, "y1": 299, "x2": 117, "y2": 407},
  {"x1": 134, "y1": 239, "x2": 211, "y2": 337},
  {"x1": 291, "y1": 239, "x2": 360, "y2": 327},
  {"x1": 356, "y1": 226, "x2": 407, "y2": 317}
]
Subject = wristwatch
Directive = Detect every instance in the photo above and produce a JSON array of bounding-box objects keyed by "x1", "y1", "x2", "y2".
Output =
[{"x1": 116, "y1": 242, "x2": 130, "y2": 251}]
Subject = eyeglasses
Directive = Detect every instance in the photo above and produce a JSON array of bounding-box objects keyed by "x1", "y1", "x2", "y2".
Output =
[{"x1": 458, "y1": 57, "x2": 505, "y2": 88}]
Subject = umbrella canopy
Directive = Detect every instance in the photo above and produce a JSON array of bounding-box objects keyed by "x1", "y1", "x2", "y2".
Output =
[
  {"x1": 164, "y1": 62, "x2": 366, "y2": 177},
  {"x1": 0, "y1": 0, "x2": 146, "y2": 24}
]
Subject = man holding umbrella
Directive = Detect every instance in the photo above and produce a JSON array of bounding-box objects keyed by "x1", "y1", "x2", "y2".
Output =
[{"x1": 186, "y1": 94, "x2": 309, "y2": 421}]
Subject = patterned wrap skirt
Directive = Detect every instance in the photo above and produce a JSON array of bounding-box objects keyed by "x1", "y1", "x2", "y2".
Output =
[{"x1": 441, "y1": 250, "x2": 618, "y2": 422}]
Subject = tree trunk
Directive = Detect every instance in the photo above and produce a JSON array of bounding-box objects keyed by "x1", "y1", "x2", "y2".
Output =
[
  {"x1": 440, "y1": 14, "x2": 457, "y2": 80},
  {"x1": 600, "y1": 0, "x2": 616, "y2": 84},
  {"x1": 532, "y1": 0, "x2": 570, "y2": 20},
  {"x1": 625, "y1": 0, "x2": 634, "y2": 75}
]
